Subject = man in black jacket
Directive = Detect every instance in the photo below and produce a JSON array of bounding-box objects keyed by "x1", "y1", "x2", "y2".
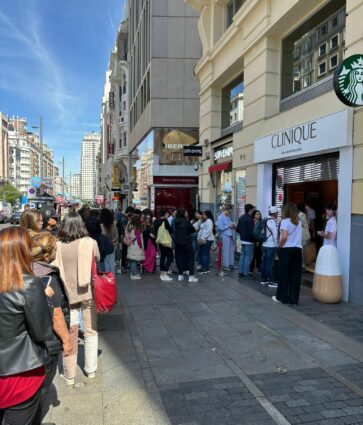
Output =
[{"x1": 236, "y1": 203, "x2": 255, "y2": 278}]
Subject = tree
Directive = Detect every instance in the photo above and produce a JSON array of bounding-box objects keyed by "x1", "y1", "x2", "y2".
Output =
[{"x1": 0, "y1": 183, "x2": 21, "y2": 205}]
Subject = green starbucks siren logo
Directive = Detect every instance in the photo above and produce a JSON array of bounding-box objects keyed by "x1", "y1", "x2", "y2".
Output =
[{"x1": 334, "y1": 54, "x2": 363, "y2": 107}]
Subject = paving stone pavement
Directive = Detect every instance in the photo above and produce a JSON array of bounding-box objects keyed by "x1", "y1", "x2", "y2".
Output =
[{"x1": 43, "y1": 270, "x2": 363, "y2": 424}]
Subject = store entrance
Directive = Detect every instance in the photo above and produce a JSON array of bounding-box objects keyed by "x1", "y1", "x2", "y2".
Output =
[{"x1": 273, "y1": 153, "x2": 339, "y2": 275}]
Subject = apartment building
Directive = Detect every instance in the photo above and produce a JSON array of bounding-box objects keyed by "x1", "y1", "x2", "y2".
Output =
[
  {"x1": 71, "y1": 173, "x2": 81, "y2": 199},
  {"x1": 0, "y1": 112, "x2": 9, "y2": 184},
  {"x1": 127, "y1": 0, "x2": 202, "y2": 213},
  {"x1": 99, "y1": 16, "x2": 130, "y2": 209},
  {"x1": 81, "y1": 132, "x2": 100, "y2": 201},
  {"x1": 187, "y1": 0, "x2": 363, "y2": 304}
]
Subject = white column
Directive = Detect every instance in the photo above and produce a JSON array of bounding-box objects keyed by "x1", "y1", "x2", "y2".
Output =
[
  {"x1": 337, "y1": 145, "x2": 353, "y2": 301},
  {"x1": 256, "y1": 163, "x2": 273, "y2": 217}
]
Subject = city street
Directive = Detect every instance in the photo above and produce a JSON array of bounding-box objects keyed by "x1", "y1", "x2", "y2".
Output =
[{"x1": 43, "y1": 271, "x2": 363, "y2": 425}]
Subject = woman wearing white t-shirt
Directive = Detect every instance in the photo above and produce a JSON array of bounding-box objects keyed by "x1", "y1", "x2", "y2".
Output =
[
  {"x1": 317, "y1": 203, "x2": 337, "y2": 247},
  {"x1": 273, "y1": 202, "x2": 302, "y2": 305}
]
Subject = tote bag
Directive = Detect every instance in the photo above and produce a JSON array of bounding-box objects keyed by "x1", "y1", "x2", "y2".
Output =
[
  {"x1": 156, "y1": 222, "x2": 173, "y2": 248},
  {"x1": 92, "y1": 257, "x2": 117, "y2": 314}
]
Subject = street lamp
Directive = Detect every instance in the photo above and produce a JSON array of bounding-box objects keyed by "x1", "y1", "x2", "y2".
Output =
[{"x1": 31, "y1": 116, "x2": 43, "y2": 185}]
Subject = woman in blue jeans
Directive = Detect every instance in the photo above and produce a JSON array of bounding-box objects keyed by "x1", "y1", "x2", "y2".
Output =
[{"x1": 198, "y1": 211, "x2": 215, "y2": 273}]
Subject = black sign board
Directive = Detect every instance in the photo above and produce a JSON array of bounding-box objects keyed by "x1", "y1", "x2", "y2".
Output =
[{"x1": 183, "y1": 146, "x2": 202, "y2": 157}]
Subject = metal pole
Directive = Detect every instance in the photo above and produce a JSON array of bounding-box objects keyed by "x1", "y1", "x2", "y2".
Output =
[
  {"x1": 39, "y1": 116, "x2": 43, "y2": 184},
  {"x1": 62, "y1": 157, "x2": 65, "y2": 198},
  {"x1": 70, "y1": 171, "x2": 72, "y2": 198}
]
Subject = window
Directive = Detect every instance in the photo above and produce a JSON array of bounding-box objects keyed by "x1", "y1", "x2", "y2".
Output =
[
  {"x1": 330, "y1": 34, "x2": 339, "y2": 49},
  {"x1": 222, "y1": 74, "x2": 244, "y2": 128},
  {"x1": 318, "y1": 61, "x2": 326, "y2": 76},
  {"x1": 281, "y1": 0, "x2": 346, "y2": 99},
  {"x1": 319, "y1": 24, "x2": 328, "y2": 39},
  {"x1": 330, "y1": 54, "x2": 338, "y2": 69},
  {"x1": 227, "y1": 0, "x2": 246, "y2": 27},
  {"x1": 319, "y1": 43, "x2": 327, "y2": 56}
]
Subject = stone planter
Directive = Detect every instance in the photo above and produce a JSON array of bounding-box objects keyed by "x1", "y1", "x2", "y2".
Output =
[{"x1": 312, "y1": 245, "x2": 342, "y2": 304}]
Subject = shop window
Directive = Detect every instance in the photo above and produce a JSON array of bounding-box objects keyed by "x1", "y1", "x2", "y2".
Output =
[
  {"x1": 227, "y1": 0, "x2": 246, "y2": 27},
  {"x1": 221, "y1": 74, "x2": 244, "y2": 129},
  {"x1": 281, "y1": 0, "x2": 346, "y2": 99}
]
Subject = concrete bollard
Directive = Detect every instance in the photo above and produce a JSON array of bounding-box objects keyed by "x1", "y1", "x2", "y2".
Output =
[{"x1": 312, "y1": 245, "x2": 343, "y2": 303}]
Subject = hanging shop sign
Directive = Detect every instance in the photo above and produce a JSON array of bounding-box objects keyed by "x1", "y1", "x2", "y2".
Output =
[
  {"x1": 153, "y1": 176, "x2": 199, "y2": 185},
  {"x1": 254, "y1": 109, "x2": 352, "y2": 163},
  {"x1": 214, "y1": 146, "x2": 233, "y2": 162},
  {"x1": 183, "y1": 146, "x2": 202, "y2": 156},
  {"x1": 333, "y1": 54, "x2": 363, "y2": 107}
]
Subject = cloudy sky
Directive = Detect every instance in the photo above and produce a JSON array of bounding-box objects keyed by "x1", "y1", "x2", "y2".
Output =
[{"x1": 0, "y1": 0, "x2": 124, "y2": 177}]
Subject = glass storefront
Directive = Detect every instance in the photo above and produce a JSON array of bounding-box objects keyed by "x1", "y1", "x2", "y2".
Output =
[{"x1": 215, "y1": 170, "x2": 233, "y2": 215}]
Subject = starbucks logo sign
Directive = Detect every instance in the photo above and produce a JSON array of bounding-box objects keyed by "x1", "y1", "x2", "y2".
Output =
[{"x1": 334, "y1": 54, "x2": 363, "y2": 107}]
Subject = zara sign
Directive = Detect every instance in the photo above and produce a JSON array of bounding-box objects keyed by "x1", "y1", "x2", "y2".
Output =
[{"x1": 254, "y1": 109, "x2": 352, "y2": 163}]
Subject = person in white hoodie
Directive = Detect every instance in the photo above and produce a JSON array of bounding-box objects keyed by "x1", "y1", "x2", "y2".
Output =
[
  {"x1": 260, "y1": 206, "x2": 279, "y2": 287},
  {"x1": 198, "y1": 211, "x2": 215, "y2": 274}
]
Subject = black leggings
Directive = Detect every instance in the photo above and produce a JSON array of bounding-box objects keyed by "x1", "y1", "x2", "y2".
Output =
[
  {"x1": 276, "y1": 247, "x2": 302, "y2": 304},
  {"x1": 175, "y1": 243, "x2": 195, "y2": 276},
  {"x1": 159, "y1": 246, "x2": 174, "y2": 272},
  {"x1": 0, "y1": 387, "x2": 42, "y2": 425}
]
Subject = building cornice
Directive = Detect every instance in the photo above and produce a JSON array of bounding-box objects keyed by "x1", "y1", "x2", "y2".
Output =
[{"x1": 185, "y1": 0, "x2": 210, "y2": 12}]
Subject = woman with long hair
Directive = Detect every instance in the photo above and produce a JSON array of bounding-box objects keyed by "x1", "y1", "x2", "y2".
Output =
[
  {"x1": 154, "y1": 208, "x2": 174, "y2": 282},
  {"x1": 273, "y1": 202, "x2": 302, "y2": 305},
  {"x1": 125, "y1": 215, "x2": 145, "y2": 280},
  {"x1": 32, "y1": 232, "x2": 71, "y2": 404},
  {"x1": 198, "y1": 210, "x2": 215, "y2": 274},
  {"x1": 53, "y1": 213, "x2": 100, "y2": 385},
  {"x1": 99, "y1": 208, "x2": 118, "y2": 273},
  {"x1": 174, "y1": 207, "x2": 198, "y2": 283},
  {"x1": 250, "y1": 209, "x2": 262, "y2": 276},
  {"x1": 20, "y1": 210, "x2": 42, "y2": 237},
  {"x1": 191, "y1": 210, "x2": 202, "y2": 267},
  {"x1": 0, "y1": 227, "x2": 53, "y2": 424},
  {"x1": 142, "y1": 214, "x2": 157, "y2": 274}
]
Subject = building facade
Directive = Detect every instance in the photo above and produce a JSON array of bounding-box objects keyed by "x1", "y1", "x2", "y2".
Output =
[
  {"x1": 127, "y1": 0, "x2": 202, "y2": 213},
  {"x1": 187, "y1": 0, "x2": 363, "y2": 304},
  {"x1": 71, "y1": 173, "x2": 81, "y2": 199},
  {"x1": 99, "y1": 15, "x2": 130, "y2": 210},
  {"x1": 7, "y1": 116, "x2": 56, "y2": 195},
  {"x1": 80, "y1": 132, "x2": 101, "y2": 201},
  {"x1": 0, "y1": 112, "x2": 9, "y2": 185}
]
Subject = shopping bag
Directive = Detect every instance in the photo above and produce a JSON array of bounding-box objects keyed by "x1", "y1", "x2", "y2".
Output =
[
  {"x1": 156, "y1": 222, "x2": 173, "y2": 248},
  {"x1": 92, "y1": 257, "x2": 117, "y2": 314}
]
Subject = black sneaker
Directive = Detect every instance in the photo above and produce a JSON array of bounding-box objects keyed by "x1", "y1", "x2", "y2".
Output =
[{"x1": 238, "y1": 273, "x2": 245, "y2": 278}]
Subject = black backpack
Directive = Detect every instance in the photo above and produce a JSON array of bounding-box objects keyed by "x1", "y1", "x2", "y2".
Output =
[{"x1": 253, "y1": 218, "x2": 272, "y2": 243}]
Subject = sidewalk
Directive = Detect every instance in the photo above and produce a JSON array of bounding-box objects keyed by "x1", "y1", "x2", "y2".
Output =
[{"x1": 43, "y1": 270, "x2": 363, "y2": 425}]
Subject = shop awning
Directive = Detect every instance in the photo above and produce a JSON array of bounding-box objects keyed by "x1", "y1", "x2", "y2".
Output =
[{"x1": 208, "y1": 162, "x2": 232, "y2": 173}]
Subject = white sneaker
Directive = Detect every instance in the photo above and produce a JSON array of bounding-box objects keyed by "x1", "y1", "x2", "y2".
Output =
[
  {"x1": 160, "y1": 274, "x2": 173, "y2": 282},
  {"x1": 272, "y1": 296, "x2": 281, "y2": 303},
  {"x1": 268, "y1": 282, "x2": 278, "y2": 288},
  {"x1": 87, "y1": 372, "x2": 96, "y2": 379},
  {"x1": 130, "y1": 275, "x2": 141, "y2": 280},
  {"x1": 62, "y1": 375, "x2": 75, "y2": 386},
  {"x1": 178, "y1": 275, "x2": 184, "y2": 282},
  {"x1": 188, "y1": 276, "x2": 198, "y2": 283}
]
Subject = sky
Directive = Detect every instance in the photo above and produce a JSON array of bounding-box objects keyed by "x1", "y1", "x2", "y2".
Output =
[{"x1": 0, "y1": 0, "x2": 125, "y2": 178}]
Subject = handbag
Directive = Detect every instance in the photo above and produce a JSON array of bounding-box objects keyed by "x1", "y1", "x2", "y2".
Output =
[
  {"x1": 91, "y1": 257, "x2": 117, "y2": 314},
  {"x1": 197, "y1": 238, "x2": 207, "y2": 246},
  {"x1": 123, "y1": 231, "x2": 135, "y2": 246}
]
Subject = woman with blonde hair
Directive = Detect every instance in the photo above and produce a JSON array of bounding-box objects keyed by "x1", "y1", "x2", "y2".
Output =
[
  {"x1": 273, "y1": 202, "x2": 302, "y2": 305},
  {"x1": 32, "y1": 232, "x2": 71, "y2": 404},
  {"x1": 0, "y1": 227, "x2": 53, "y2": 424}
]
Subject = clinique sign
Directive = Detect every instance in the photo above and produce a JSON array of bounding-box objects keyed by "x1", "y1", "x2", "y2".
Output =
[
  {"x1": 254, "y1": 110, "x2": 351, "y2": 163},
  {"x1": 271, "y1": 122, "x2": 317, "y2": 149}
]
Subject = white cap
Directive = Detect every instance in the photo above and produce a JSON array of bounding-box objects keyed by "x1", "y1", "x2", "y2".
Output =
[{"x1": 269, "y1": 206, "x2": 278, "y2": 214}]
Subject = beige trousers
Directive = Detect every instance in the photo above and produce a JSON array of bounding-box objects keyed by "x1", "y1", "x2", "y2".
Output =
[{"x1": 63, "y1": 299, "x2": 98, "y2": 379}]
